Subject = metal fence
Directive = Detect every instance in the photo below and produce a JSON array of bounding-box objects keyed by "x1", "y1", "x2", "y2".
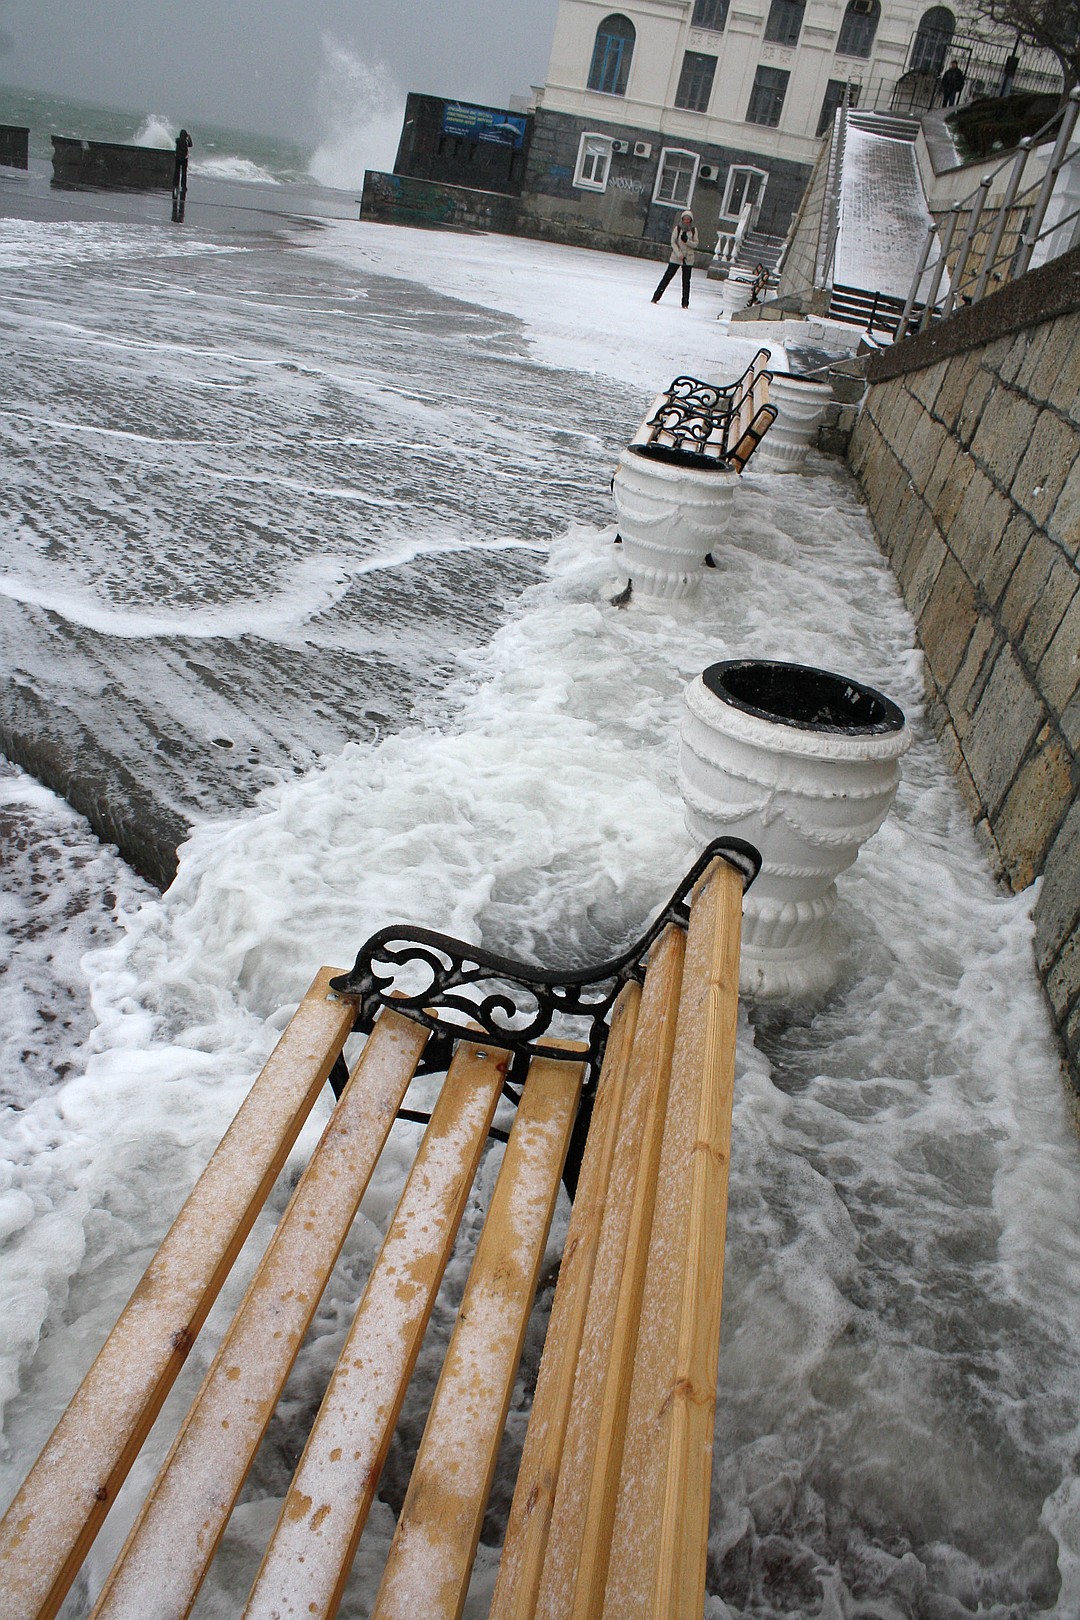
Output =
[{"x1": 896, "y1": 87, "x2": 1080, "y2": 338}]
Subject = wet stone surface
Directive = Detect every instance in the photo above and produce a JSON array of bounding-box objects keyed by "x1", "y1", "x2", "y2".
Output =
[{"x1": 0, "y1": 202, "x2": 640, "y2": 883}]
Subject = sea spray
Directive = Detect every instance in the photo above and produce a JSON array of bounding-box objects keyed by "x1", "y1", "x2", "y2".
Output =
[{"x1": 308, "y1": 37, "x2": 404, "y2": 191}]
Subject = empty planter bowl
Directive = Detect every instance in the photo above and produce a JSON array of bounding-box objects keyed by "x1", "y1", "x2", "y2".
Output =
[
  {"x1": 751, "y1": 372, "x2": 832, "y2": 472},
  {"x1": 679, "y1": 659, "x2": 911, "y2": 999},
  {"x1": 612, "y1": 446, "x2": 737, "y2": 601}
]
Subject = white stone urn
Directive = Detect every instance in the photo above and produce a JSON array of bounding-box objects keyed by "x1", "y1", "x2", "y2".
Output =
[
  {"x1": 751, "y1": 372, "x2": 832, "y2": 472},
  {"x1": 612, "y1": 446, "x2": 738, "y2": 601},
  {"x1": 679, "y1": 659, "x2": 911, "y2": 999}
]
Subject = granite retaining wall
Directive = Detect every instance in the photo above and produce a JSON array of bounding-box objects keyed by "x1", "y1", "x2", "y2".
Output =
[{"x1": 850, "y1": 246, "x2": 1080, "y2": 1092}]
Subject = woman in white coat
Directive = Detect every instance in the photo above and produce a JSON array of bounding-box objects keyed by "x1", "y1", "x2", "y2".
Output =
[{"x1": 651, "y1": 211, "x2": 699, "y2": 307}]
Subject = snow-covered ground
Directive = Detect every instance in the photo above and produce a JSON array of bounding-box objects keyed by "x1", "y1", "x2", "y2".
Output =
[
  {"x1": 1, "y1": 212, "x2": 1078, "y2": 1619},
  {"x1": 836, "y1": 124, "x2": 938, "y2": 299}
]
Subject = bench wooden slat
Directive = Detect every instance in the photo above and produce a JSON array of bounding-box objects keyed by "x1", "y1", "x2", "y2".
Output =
[
  {"x1": 488, "y1": 983, "x2": 641, "y2": 1620},
  {"x1": 90, "y1": 1008, "x2": 430, "y2": 1620},
  {"x1": 534, "y1": 924, "x2": 685, "y2": 1620},
  {"x1": 0, "y1": 967, "x2": 356, "y2": 1620},
  {"x1": 242, "y1": 1039, "x2": 511, "y2": 1620},
  {"x1": 371, "y1": 1053, "x2": 584, "y2": 1620},
  {"x1": 602, "y1": 855, "x2": 743, "y2": 1619}
]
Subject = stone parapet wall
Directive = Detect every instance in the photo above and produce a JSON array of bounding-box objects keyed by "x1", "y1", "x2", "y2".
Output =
[
  {"x1": 52, "y1": 136, "x2": 173, "y2": 191},
  {"x1": 1, "y1": 125, "x2": 29, "y2": 169},
  {"x1": 360, "y1": 172, "x2": 522, "y2": 235},
  {"x1": 849, "y1": 247, "x2": 1080, "y2": 1092}
]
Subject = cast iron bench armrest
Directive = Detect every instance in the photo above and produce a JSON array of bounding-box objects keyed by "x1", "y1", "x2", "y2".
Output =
[{"x1": 0, "y1": 838, "x2": 758, "y2": 1620}]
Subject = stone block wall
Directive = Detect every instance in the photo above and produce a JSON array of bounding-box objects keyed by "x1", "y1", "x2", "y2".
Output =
[
  {"x1": 360, "y1": 172, "x2": 522, "y2": 235},
  {"x1": 393, "y1": 93, "x2": 530, "y2": 197},
  {"x1": 850, "y1": 247, "x2": 1080, "y2": 1091}
]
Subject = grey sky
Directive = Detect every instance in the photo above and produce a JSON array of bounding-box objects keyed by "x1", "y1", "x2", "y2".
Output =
[{"x1": 0, "y1": 0, "x2": 561, "y2": 142}]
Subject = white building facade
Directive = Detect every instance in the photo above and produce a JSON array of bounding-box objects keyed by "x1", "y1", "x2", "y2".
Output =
[{"x1": 518, "y1": 0, "x2": 975, "y2": 254}]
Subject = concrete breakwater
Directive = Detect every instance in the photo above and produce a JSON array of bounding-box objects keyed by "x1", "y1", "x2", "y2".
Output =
[
  {"x1": 850, "y1": 245, "x2": 1080, "y2": 1094},
  {"x1": 0, "y1": 125, "x2": 29, "y2": 169},
  {"x1": 51, "y1": 135, "x2": 174, "y2": 191}
]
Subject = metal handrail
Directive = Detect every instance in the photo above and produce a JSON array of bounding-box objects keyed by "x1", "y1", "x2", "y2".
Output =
[{"x1": 897, "y1": 86, "x2": 1080, "y2": 338}]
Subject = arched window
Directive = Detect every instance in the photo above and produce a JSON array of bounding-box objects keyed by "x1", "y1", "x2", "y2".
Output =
[
  {"x1": 588, "y1": 14, "x2": 635, "y2": 96},
  {"x1": 910, "y1": 6, "x2": 955, "y2": 75},
  {"x1": 836, "y1": 0, "x2": 880, "y2": 58}
]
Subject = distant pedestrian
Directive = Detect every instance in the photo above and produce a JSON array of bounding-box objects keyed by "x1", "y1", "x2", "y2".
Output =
[
  {"x1": 651, "y1": 211, "x2": 699, "y2": 308},
  {"x1": 940, "y1": 64, "x2": 965, "y2": 107},
  {"x1": 1000, "y1": 53, "x2": 1019, "y2": 95},
  {"x1": 173, "y1": 128, "x2": 192, "y2": 196}
]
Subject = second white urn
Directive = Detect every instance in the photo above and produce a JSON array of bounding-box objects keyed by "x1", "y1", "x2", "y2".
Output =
[
  {"x1": 679, "y1": 659, "x2": 911, "y2": 999},
  {"x1": 612, "y1": 446, "x2": 737, "y2": 600},
  {"x1": 751, "y1": 372, "x2": 832, "y2": 472}
]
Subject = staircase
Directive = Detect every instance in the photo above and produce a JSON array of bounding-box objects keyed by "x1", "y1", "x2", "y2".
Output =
[
  {"x1": 847, "y1": 110, "x2": 920, "y2": 142},
  {"x1": 731, "y1": 229, "x2": 786, "y2": 273}
]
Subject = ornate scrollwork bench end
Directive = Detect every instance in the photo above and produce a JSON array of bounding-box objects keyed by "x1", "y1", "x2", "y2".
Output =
[{"x1": 327, "y1": 836, "x2": 760, "y2": 1147}]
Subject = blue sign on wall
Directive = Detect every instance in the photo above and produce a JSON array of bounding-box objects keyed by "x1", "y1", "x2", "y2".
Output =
[{"x1": 442, "y1": 103, "x2": 528, "y2": 149}]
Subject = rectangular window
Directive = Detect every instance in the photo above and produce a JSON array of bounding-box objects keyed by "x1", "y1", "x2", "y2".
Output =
[
  {"x1": 746, "y1": 66, "x2": 790, "y2": 126},
  {"x1": 764, "y1": 0, "x2": 805, "y2": 46},
  {"x1": 837, "y1": 3, "x2": 878, "y2": 58},
  {"x1": 654, "y1": 148, "x2": 699, "y2": 208},
  {"x1": 816, "y1": 78, "x2": 860, "y2": 135},
  {"x1": 692, "y1": 0, "x2": 729, "y2": 29},
  {"x1": 574, "y1": 132, "x2": 613, "y2": 191},
  {"x1": 675, "y1": 51, "x2": 717, "y2": 112}
]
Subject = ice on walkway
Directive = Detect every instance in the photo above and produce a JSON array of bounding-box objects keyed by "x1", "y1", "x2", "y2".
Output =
[{"x1": 836, "y1": 123, "x2": 938, "y2": 296}]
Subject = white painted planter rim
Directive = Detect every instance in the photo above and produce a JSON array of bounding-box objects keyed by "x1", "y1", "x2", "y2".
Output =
[
  {"x1": 769, "y1": 372, "x2": 832, "y2": 392},
  {"x1": 616, "y1": 446, "x2": 740, "y2": 488},
  {"x1": 684, "y1": 673, "x2": 913, "y2": 763}
]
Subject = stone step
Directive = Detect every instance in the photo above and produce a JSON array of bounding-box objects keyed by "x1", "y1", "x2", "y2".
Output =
[{"x1": 847, "y1": 110, "x2": 920, "y2": 142}]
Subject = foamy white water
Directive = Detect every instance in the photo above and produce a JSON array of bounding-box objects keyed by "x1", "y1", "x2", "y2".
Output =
[{"x1": 1, "y1": 216, "x2": 1077, "y2": 1619}]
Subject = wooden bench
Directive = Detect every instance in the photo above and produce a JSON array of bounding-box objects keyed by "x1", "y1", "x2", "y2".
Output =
[
  {"x1": 629, "y1": 351, "x2": 777, "y2": 473},
  {"x1": 0, "y1": 836, "x2": 759, "y2": 1620}
]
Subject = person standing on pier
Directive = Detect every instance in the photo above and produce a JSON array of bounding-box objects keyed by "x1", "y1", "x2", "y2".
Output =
[{"x1": 173, "y1": 128, "x2": 192, "y2": 196}]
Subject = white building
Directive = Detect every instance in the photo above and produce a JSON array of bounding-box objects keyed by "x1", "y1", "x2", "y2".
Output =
[{"x1": 518, "y1": 0, "x2": 1009, "y2": 254}]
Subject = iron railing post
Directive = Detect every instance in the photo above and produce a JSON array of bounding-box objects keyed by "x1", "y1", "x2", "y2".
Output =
[
  {"x1": 974, "y1": 137, "x2": 1032, "y2": 301},
  {"x1": 919, "y1": 206, "x2": 960, "y2": 330},
  {"x1": 943, "y1": 176, "x2": 992, "y2": 316},
  {"x1": 1014, "y1": 86, "x2": 1080, "y2": 277},
  {"x1": 898, "y1": 222, "x2": 937, "y2": 337}
]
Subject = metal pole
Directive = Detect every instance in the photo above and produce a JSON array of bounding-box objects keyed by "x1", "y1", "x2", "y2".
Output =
[
  {"x1": 898, "y1": 223, "x2": 936, "y2": 337},
  {"x1": 942, "y1": 176, "x2": 991, "y2": 316},
  {"x1": 1014, "y1": 86, "x2": 1080, "y2": 278},
  {"x1": 919, "y1": 205, "x2": 960, "y2": 330},
  {"x1": 974, "y1": 138, "x2": 1032, "y2": 301}
]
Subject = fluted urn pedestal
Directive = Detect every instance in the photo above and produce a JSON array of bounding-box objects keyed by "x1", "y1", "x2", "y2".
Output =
[
  {"x1": 612, "y1": 446, "x2": 737, "y2": 601},
  {"x1": 679, "y1": 659, "x2": 911, "y2": 999},
  {"x1": 751, "y1": 372, "x2": 831, "y2": 472}
]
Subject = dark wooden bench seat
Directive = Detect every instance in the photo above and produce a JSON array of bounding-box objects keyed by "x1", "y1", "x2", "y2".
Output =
[{"x1": 0, "y1": 837, "x2": 758, "y2": 1620}]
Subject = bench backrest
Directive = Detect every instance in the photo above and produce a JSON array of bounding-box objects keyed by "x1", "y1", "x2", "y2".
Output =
[
  {"x1": 630, "y1": 351, "x2": 774, "y2": 471},
  {"x1": 0, "y1": 850, "x2": 749, "y2": 1620}
]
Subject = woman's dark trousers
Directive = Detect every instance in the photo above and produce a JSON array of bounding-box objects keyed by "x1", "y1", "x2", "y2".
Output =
[{"x1": 652, "y1": 262, "x2": 692, "y2": 306}]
